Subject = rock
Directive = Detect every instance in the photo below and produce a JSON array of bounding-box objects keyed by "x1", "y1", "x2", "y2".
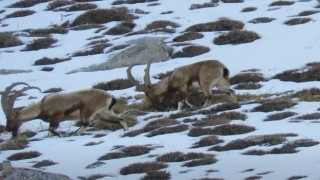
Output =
[{"x1": 68, "y1": 37, "x2": 172, "y2": 74}]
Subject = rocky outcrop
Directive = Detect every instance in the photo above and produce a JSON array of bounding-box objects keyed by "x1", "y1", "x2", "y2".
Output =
[{"x1": 68, "y1": 37, "x2": 172, "y2": 74}]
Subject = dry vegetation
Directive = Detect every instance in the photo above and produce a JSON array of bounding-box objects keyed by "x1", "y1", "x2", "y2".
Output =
[
  {"x1": 214, "y1": 30, "x2": 261, "y2": 45},
  {"x1": 185, "y1": 19, "x2": 244, "y2": 32},
  {"x1": 23, "y1": 37, "x2": 57, "y2": 51}
]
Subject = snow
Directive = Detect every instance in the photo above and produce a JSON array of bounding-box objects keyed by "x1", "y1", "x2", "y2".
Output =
[{"x1": 1, "y1": 0, "x2": 320, "y2": 179}]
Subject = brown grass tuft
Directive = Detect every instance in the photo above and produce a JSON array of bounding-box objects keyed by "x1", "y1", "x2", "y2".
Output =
[
  {"x1": 273, "y1": 62, "x2": 320, "y2": 82},
  {"x1": 186, "y1": 19, "x2": 244, "y2": 32},
  {"x1": 252, "y1": 98, "x2": 297, "y2": 112},
  {"x1": 172, "y1": 45, "x2": 210, "y2": 58},
  {"x1": 230, "y1": 73, "x2": 264, "y2": 85},
  {"x1": 104, "y1": 21, "x2": 136, "y2": 35},
  {"x1": 145, "y1": 20, "x2": 180, "y2": 32},
  {"x1": 93, "y1": 79, "x2": 133, "y2": 91},
  {"x1": 173, "y1": 32, "x2": 204, "y2": 42},
  {"x1": 25, "y1": 27, "x2": 68, "y2": 37},
  {"x1": 297, "y1": 10, "x2": 320, "y2": 16},
  {"x1": 8, "y1": 0, "x2": 51, "y2": 8},
  {"x1": 295, "y1": 113, "x2": 320, "y2": 120},
  {"x1": 264, "y1": 111, "x2": 297, "y2": 121},
  {"x1": 98, "y1": 145, "x2": 154, "y2": 160},
  {"x1": 0, "y1": 32, "x2": 23, "y2": 48},
  {"x1": 7, "y1": 151, "x2": 41, "y2": 161},
  {"x1": 214, "y1": 30, "x2": 260, "y2": 45},
  {"x1": 5, "y1": 10, "x2": 35, "y2": 18},
  {"x1": 141, "y1": 170, "x2": 171, "y2": 180},
  {"x1": 34, "y1": 57, "x2": 71, "y2": 66},
  {"x1": 58, "y1": 3, "x2": 97, "y2": 12},
  {"x1": 188, "y1": 124, "x2": 255, "y2": 137},
  {"x1": 146, "y1": 124, "x2": 189, "y2": 137},
  {"x1": 249, "y1": 17, "x2": 275, "y2": 24},
  {"x1": 120, "y1": 162, "x2": 168, "y2": 175},
  {"x1": 191, "y1": 136, "x2": 224, "y2": 148},
  {"x1": 46, "y1": 0, "x2": 74, "y2": 10},
  {"x1": 32, "y1": 160, "x2": 57, "y2": 168},
  {"x1": 241, "y1": 7, "x2": 257, "y2": 12},
  {"x1": 23, "y1": 37, "x2": 57, "y2": 51},
  {"x1": 269, "y1": 1, "x2": 295, "y2": 6},
  {"x1": 71, "y1": 7, "x2": 136, "y2": 27},
  {"x1": 293, "y1": 88, "x2": 320, "y2": 101},
  {"x1": 284, "y1": 18, "x2": 312, "y2": 26}
]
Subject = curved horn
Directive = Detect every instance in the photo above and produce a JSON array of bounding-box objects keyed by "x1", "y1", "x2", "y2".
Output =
[
  {"x1": 143, "y1": 62, "x2": 152, "y2": 88},
  {"x1": 1, "y1": 82, "x2": 41, "y2": 118},
  {"x1": 126, "y1": 65, "x2": 141, "y2": 88}
]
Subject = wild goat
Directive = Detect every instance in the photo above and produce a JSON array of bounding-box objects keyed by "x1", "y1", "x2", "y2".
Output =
[
  {"x1": 1, "y1": 82, "x2": 128, "y2": 137},
  {"x1": 127, "y1": 60, "x2": 237, "y2": 110}
]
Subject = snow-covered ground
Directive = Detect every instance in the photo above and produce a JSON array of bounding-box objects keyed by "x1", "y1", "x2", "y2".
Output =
[{"x1": 1, "y1": 0, "x2": 320, "y2": 179}]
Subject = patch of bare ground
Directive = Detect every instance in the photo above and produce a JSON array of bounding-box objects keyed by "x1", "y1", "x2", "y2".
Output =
[
  {"x1": 191, "y1": 136, "x2": 224, "y2": 148},
  {"x1": 249, "y1": 17, "x2": 275, "y2": 24},
  {"x1": 286, "y1": 175, "x2": 308, "y2": 180},
  {"x1": 241, "y1": 7, "x2": 257, "y2": 12},
  {"x1": 209, "y1": 133, "x2": 297, "y2": 151},
  {"x1": 98, "y1": 145, "x2": 155, "y2": 160},
  {"x1": 251, "y1": 98, "x2": 297, "y2": 112},
  {"x1": 120, "y1": 162, "x2": 168, "y2": 175},
  {"x1": 32, "y1": 160, "x2": 57, "y2": 168},
  {"x1": 214, "y1": 30, "x2": 261, "y2": 45},
  {"x1": 141, "y1": 170, "x2": 171, "y2": 180},
  {"x1": 264, "y1": 111, "x2": 297, "y2": 121},
  {"x1": 185, "y1": 19, "x2": 244, "y2": 32},
  {"x1": 293, "y1": 88, "x2": 320, "y2": 101},
  {"x1": 7, "y1": 151, "x2": 41, "y2": 161},
  {"x1": 273, "y1": 62, "x2": 320, "y2": 82},
  {"x1": 284, "y1": 18, "x2": 312, "y2": 25},
  {"x1": 84, "y1": 141, "x2": 103, "y2": 146},
  {"x1": 222, "y1": 0, "x2": 244, "y2": 3},
  {"x1": 156, "y1": 151, "x2": 217, "y2": 167},
  {"x1": 243, "y1": 139, "x2": 319, "y2": 155},
  {"x1": 188, "y1": 124, "x2": 255, "y2": 137},
  {"x1": 93, "y1": 79, "x2": 133, "y2": 91}
]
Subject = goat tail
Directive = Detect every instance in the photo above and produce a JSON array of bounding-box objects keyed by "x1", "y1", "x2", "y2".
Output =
[
  {"x1": 107, "y1": 97, "x2": 117, "y2": 110},
  {"x1": 223, "y1": 67, "x2": 230, "y2": 79}
]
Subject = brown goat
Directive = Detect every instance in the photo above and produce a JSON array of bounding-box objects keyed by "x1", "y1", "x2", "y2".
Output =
[
  {"x1": 1, "y1": 82, "x2": 128, "y2": 137},
  {"x1": 127, "y1": 60, "x2": 237, "y2": 110}
]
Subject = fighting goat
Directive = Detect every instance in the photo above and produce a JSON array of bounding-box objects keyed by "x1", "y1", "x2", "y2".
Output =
[
  {"x1": 127, "y1": 60, "x2": 237, "y2": 110},
  {"x1": 1, "y1": 82, "x2": 128, "y2": 137}
]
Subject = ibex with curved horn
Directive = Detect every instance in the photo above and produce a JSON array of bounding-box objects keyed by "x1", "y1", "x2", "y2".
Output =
[
  {"x1": 1, "y1": 82, "x2": 128, "y2": 137},
  {"x1": 127, "y1": 60, "x2": 237, "y2": 110}
]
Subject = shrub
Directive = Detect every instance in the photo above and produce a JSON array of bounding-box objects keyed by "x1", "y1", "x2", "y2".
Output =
[
  {"x1": 71, "y1": 7, "x2": 136, "y2": 27},
  {"x1": 173, "y1": 32, "x2": 204, "y2": 42},
  {"x1": 7, "y1": 151, "x2": 41, "y2": 161},
  {"x1": 214, "y1": 30, "x2": 260, "y2": 45},
  {"x1": 120, "y1": 162, "x2": 168, "y2": 175},
  {"x1": 5, "y1": 10, "x2": 35, "y2": 18},
  {"x1": 249, "y1": 17, "x2": 275, "y2": 24},
  {"x1": 34, "y1": 57, "x2": 71, "y2": 65},
  {"x1": 172, "y1": 45, "x2": 210, "y2": 58},
  {"x1": 186, "y1": 19, "x2": 244, "y2": 32},
  {"x1": 0, "y1": 32, "x2": 23, "y2": 48},
  {"x1": 8, "y1": 0, "x2": 51, "y2": 8},
  {"x1": 23, "y1": 37, "x2": 57, "y2": 51},
  {"x1": 269, "y1": 1, "x2": 295, "y2": 6}
]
